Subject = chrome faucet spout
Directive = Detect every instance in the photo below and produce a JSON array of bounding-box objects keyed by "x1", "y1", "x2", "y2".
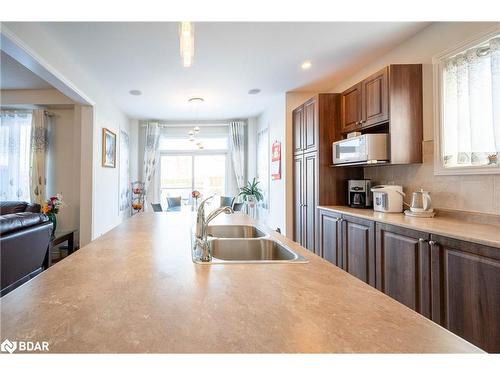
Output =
[{"x1": 194, "y1": 200, "x2": 234, "y2": 262}]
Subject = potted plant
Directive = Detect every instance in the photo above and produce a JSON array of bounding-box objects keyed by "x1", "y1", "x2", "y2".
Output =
[{"x1": 238, "y1": 178, "x2": 263, "y2": 218}]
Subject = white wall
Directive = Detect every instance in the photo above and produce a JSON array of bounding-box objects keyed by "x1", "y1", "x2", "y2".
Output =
[
  {"x1": 2, "y1": 23, "x2": 136, "y2": 239},
  {"x1": 46, "y1": 108, "x2": 80, "y2": 233},
  {"x1": 255, "y1": 94, "x2": 287, "y2": 233}
]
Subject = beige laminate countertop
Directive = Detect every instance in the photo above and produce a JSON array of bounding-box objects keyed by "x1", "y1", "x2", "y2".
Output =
[
  {"x1": 0, "y1": 212, "x2": 483, "y2": 353},
  {"x1": 318, "y1": 206, "x2": 500, "y2": 248}
]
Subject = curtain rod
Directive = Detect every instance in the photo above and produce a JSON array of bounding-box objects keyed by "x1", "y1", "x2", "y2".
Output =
[
  {"x1": 0, "y1": 109, "x2": 56, "y2": 117},
  {"x1": 139, "y1": 120, "x2": 247, "y2": 128}
]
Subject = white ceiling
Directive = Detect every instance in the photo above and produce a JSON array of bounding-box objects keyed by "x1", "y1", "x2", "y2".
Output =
[
  {"x1": 29, "y1": 22, "x2": 430, "y2": 120},
  {"x1": 1, "y1": 50, "x2": 53, "y2": 90}
]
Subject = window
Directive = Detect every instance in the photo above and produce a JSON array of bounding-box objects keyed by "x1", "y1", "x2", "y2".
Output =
[
  {"x1": 159, "y1": 154, "x2": 227, "y2": 206},
  {"x1": 434, "y1": 32, "x2": 500, "y2": 174},
  {"x1": 159, "y1": 125, "x2": 230, "y2": 207},
  {"x1": 0, "y1": 111, "x2": 32, "y2": 201}
]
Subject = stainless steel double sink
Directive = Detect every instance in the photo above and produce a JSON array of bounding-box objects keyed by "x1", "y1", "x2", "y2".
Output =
[{"x1": 192, "y1": 225, "x2": 308, "y2": 264}]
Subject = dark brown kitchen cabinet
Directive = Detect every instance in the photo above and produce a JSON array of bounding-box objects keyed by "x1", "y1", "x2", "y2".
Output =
[
  {"x1": 293, "y1": 106, "x2": 304, "y2": 154},
  {"x1": 292, "y1": 94, "x2": 363, "y2": 253},
  {"x1": 375, "y1": 223, "x2": 431, "y2": 318},
  {"x1": 340, "y1": 83, "x2": 362, "y2": 133},
  {"x1": 361, "y1": 67, "x2": 389, "y2": 128},
  {"x1": 429, "y1": 235, "x2": 500, "y2": 353},
  {"x1": 293, "y1": 154, "x2": 304, "y2": 247},
  {"x1": 293, "y1": 97, "x2": 317, "y2": 154},
  {"x1": 303, "y1": 98, "x2": 318, "y2": 152},
  {"x1": 318, "y1": 209, "x2": 342, "y2": 266},
  {"x1": 339, "y1": 65, "x2": 422, "y2": 164},
  {"x1": 293, "y1": 151, "x2": 318, "y2": 254},
  {"x1": 341, "y1": 68, "x2": 388, "y2": 132},
  {"x1": 341, "y1": 215, "x2": 375, "y2": 286},
  {"x1": 303, "y1": 152, "x2": 318, "y2": 252}
]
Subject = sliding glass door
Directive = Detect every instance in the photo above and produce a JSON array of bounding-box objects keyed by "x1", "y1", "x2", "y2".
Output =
[{"x1": 160, "y1": 153, "x2": 227, "y2": 206}]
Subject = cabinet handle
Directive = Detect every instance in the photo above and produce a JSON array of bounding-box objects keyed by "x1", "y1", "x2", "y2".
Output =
[
  {"x1": 428, "y1": 240, "x2": 438, "y2": 247},
  {"x1": 418, "y1": 238, "x2": 427, "y2": 243}
]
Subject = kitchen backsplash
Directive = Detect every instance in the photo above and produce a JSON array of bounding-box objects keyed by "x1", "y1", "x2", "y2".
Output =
[{"x1": 364, "y1": 140, "x2": 500, "y2": 216}]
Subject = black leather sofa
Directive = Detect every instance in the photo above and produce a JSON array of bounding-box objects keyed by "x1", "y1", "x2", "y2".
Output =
[{"x1": 0, "y1": 201, "x2": 53, "y2": 296}]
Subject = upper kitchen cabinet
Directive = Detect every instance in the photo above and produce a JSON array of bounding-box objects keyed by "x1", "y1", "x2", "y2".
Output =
[
  {"x1": 340, "y1": 64, "x2": 423, "y2": 164},
  {"x1": 361, "y1": 67, "x2": 389, "y2": 128},
  {"x1": 293, "y1": 96, "x2": 319, "y2": 154},
  {"x1": 340, "y1": 83, "x2": 362, "y2": 133},
  {"x1": 293, "y1": 105, "x2": 304, "y2": 154}
]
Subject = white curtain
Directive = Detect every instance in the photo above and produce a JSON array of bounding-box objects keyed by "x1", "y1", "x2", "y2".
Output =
[
  {"x1": 142, "y1": 122, "x2": 160, "y2": 208},
  {"x1": 442, "y1": 36, "x2": 500, "y2": 167},
  {"x1": 0, "y1": 111, "x2": 33, "y2": 202},
  {"x1": 30, "y1": 109, "x2": 49, "y2": 205},
  {"x1": 229, "y1": 121, "x2": 246, "y2": 192}
]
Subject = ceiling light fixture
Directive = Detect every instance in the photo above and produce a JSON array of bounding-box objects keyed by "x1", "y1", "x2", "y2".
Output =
[
  {"x1": 129, "y1": 89, "x2": 142, "y2": 96},
  {"x1": 301, "y1": 60, "x2": 312, "y2": 70},
  {"x1": 179, "y1": 22, "x2": 195, "y2": 67},
  {"x1": 248, "y1": 88, "x2": 261, "y2": 95}
]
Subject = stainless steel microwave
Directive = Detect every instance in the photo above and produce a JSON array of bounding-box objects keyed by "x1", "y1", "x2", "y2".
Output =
[{"x1": 332, "y1": 134, "x2": 389, "y2": 166}]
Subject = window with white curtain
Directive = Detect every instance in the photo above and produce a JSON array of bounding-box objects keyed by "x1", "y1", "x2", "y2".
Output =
[
  {"x1": 435, "y1": 32, "x2": 500, "y2": 174},
  {"x1": 0, "y1": 111, "x2": 33, "y2": 201}
]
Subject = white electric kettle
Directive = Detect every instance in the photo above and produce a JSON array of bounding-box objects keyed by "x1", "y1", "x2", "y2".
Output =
[
  {"x1": 370, "y1": 185, "x2": 405, "y2": 213},
  {"x1": 410, "y1": 189, "x2": 432, "y2": 213}
]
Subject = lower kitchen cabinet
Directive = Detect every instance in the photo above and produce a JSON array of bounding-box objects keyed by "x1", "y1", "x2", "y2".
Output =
[
  {"x1": 429, "y1": 235, "x2": 500, "y2": 353},
  {"x1": 375, "y1": 223, "x2": 431, "y2": 318},
  {"x1": 341, "y1": 215, "x2": 375, "y2": 286},
  {"x1": 318, "y1": 209, "x2": 342, "y2": 267}
]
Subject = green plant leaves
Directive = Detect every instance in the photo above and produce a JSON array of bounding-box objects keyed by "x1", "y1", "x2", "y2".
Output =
[{"x1": 238, "y1": 177, "x2": 264, "y2": 202}]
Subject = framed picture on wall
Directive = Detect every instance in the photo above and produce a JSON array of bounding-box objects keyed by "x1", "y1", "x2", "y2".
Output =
[{"x1": 102, "y1": 128, "x2": 116, "y2": 168}]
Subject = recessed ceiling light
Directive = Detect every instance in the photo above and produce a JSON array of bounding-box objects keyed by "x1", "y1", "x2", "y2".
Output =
[
  {"x1": 301, "y1": 60, "x2": 312, "y2": 70},
  {"x1": 129, "y1": 89, "x2": 142, "y2": 96},
  {"x1": 188, "y1": 97, "x2": 204, "y2": 103},
  {"x1": 248, "y1": 88, "x2": 261, "y2": 95}
]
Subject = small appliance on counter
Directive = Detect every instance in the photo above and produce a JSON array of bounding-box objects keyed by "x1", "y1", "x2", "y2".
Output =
[
  {"x1": 404, "y1": 188, "x2": 435, "y2": 218},
  {"x1": 348, "y1": 180, "x2": 372, "y2": 208},
  {"x1": 371, "y1": 185, "x2": 405, "y2": 213}
]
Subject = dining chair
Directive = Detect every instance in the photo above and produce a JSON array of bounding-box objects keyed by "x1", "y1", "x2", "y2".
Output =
[
  {"x1": 166, "y1": 197, "x2": 182, "y2": 212},
  {"x1": 151, "y1": 203, "x2": 163, "y2": 212}
]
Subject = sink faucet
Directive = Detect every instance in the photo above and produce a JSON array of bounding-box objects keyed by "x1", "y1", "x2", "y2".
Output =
[{"x1": 195, "y1": 195, "x2": 234, "y2": 262}]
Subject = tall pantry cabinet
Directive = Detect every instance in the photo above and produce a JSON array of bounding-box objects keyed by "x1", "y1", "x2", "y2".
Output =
[{"x1": 292, "y1": 94, "x2": 362, "y2": 254}]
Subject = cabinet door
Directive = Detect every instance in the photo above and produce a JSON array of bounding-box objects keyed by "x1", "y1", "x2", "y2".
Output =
[
  {"x1": 341, "y1": 83, "x2": 362, "y2": 133},
  {"x1": 303, "y1": 152, "x2": 318, "y2": 253},
  {"x1": 318, "y1": 210, "x2": 342, "y2": 266},
  {"x1": 303, "y1": 98, "x2": 317, "y2": 152},
  {"x1": 375, "y1": 223, "x2": 431, "y2": 318},
  {"x1": 293, "y1": 106, "x2": 304, "y2": 154},
  {"x1": 430, "y1": 235, "x2": 500, "y2": 353},
  {"x1": 342, "y1": 215, "x2": 375, "y2": 286},
  {"x1": 361, "y1": 67, "x2": 389, "y2": 128},
  {"x1": 293, "y1": 154, "x2": 303, "y2": 246}
]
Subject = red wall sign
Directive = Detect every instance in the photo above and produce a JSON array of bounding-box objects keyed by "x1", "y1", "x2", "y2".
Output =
[{"x1": 271, "y1": 141, "x2": 281, "y2": 180}]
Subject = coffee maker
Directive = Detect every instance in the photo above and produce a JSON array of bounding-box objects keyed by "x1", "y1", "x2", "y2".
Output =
[{"x1": 348, "y1": 180, "x2": 372, "y2": 208}]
